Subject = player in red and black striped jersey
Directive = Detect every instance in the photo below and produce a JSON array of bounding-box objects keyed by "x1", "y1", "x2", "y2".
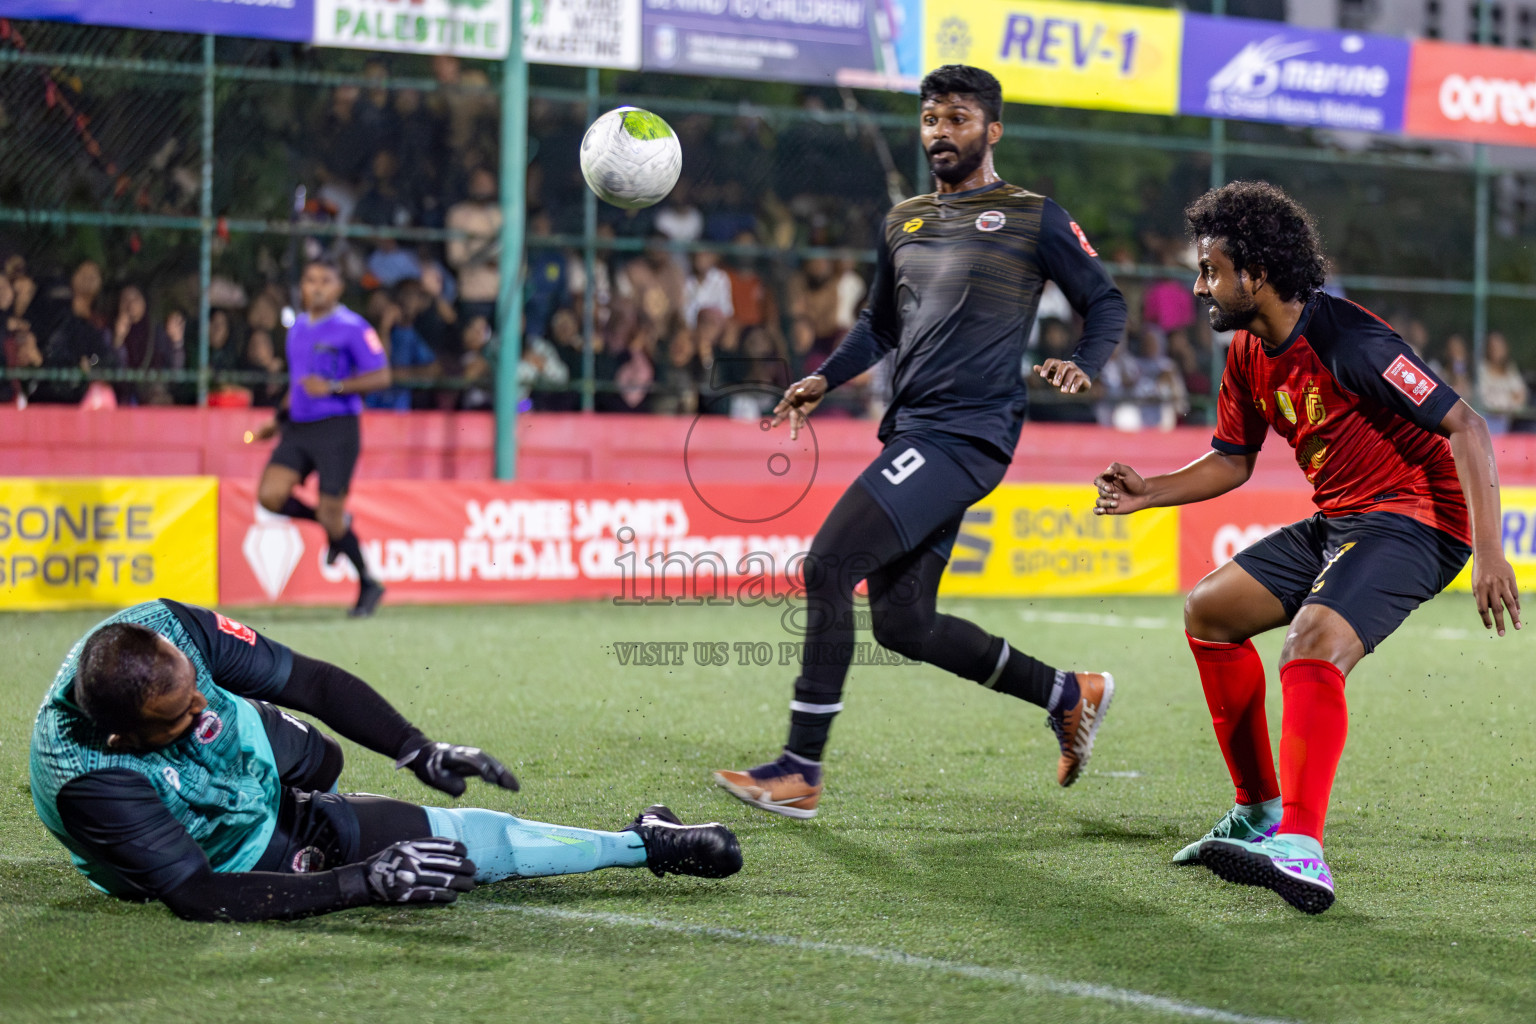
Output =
[{"x1": 1094, "y1": 181, "x2": 1519, "y2": 915}]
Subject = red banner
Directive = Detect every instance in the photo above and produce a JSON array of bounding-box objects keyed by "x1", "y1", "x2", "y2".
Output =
[
  {"x1": 1405, "y1": 40, "x2": 1536, "y2": 146},
  {"x1": 219, "y1": 479, "x2": 839, "y2": 606},
  {"x1": 1177, "y1": 489, "x2": 1316, "y2": 591}
]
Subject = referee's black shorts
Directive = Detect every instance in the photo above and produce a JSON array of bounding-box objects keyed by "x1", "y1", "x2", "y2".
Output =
[
  {"x1": 268, "y1": 415, "x2": 361, "y2": 497},
  {"x1": 1233, "y1": 510, "x2": 1471, "y2": 653}
]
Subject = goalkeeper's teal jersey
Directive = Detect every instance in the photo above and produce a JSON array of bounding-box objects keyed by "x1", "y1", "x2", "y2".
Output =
[{"x1": 30, "y1": 601, "x2": 284, "y2": 895}]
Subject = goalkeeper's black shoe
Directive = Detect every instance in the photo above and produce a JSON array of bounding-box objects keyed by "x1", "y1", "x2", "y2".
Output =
[{"x1": 623, "y1": 805, "x2": 742, "y2": 879}]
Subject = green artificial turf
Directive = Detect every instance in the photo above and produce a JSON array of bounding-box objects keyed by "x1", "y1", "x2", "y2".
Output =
[{"x1": 1, "y1": 595, "x2": 1532, "y2": 1023}]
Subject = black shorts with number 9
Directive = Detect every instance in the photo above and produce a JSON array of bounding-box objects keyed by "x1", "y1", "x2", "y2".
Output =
[
  {"x1": 854, "y1": 431, "x2": 1010, "y2": 562},
  {"x1": 1232, "y1": 510, "x2": 1471, "y2": 653}
]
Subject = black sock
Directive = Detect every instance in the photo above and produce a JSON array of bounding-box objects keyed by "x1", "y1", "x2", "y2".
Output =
[
  {"x1": 785, "y1": 676, "x2": 839, "y2": 761},
  {"x1": 983, "y1": 639, "x2": 1072, "y2": 711},
  {"x1": 786, "y1": 710, "x2": 836, "y2": 762},
  {"x1": 333, "y1": 529, "x2": 373, "y2": 585},
  {"x1": 279, "y1": 497, "x2": 317, "y2": 521}
]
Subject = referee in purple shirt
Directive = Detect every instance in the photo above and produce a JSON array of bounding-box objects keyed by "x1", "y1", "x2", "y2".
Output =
[{"x1": 253, "y1": 260, "x2": 392, "y2": 617}]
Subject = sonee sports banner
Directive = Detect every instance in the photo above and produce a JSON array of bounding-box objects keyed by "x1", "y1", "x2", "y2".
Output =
[{"x1": 0, "y1": 477, "x2": 218, "y2": 610}]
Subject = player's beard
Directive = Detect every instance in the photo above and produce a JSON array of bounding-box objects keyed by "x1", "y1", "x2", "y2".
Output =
[
  {"x1": 1203, "y1": 292, "x2": 1260, "y2": 333},
  {"x1": 928, "y1": 138, "x2": 987, "y2": 185}
]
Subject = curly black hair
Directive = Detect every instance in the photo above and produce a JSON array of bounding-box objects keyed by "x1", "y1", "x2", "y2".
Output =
[
  {"x1": 920, "y1": 65, "x2": 1003, "y2": 125},
  {"x1": 1185, "y1": 181, "x2": 1328, "y2": 303}
]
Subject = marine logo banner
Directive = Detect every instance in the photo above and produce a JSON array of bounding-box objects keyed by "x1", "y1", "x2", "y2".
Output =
[
  {"x1": 923, "y1": 0, "x2": 1181, "y2": 115},
  {"x1": 1180, "y1": 14, "x2": 1409, "y2": 133},
  {"x1": 0, "y1": 478, "x2": 218, "y2": 610}
]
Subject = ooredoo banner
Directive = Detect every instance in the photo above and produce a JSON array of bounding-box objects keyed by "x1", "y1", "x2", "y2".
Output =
[
  {"x1": 0, "y1": 477, "x2": 218, "y2": 610},
  {"x1": 641, "y1": 0, "x2": 879, "y2": 84},
  {"x1": 1405, "y1": 39, "x2": 1536, "y2": 146},
  {"x1": 0, "y1": 0, "x2": 315, "y2": 41},
  {"x1": 219, "y1": 478, "x2": 838, "y2": 605},
  {"x1": 923, "y1": 0, "x2": 1182, "y2": 116},
  {"x1": 939, "y1": 484, "x2": 1180, "y2": 597},
  {"x1": 1176, "y1": 488, "x2": 1317, "y2": 592},
  {"x1": 1180, "y1": 14, "x2": 1409, "y2": 133}
]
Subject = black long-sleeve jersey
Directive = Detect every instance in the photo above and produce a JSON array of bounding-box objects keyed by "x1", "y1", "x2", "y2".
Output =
[{"x1": 817, "y1": 182, "x2": 1127, "y2": 457}]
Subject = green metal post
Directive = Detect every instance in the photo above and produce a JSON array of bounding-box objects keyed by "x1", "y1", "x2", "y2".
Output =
[
  {"x1": 495, "y1": 1, "x2": 529, "y2": 480},
  {"x1": 581, "y1": 66, "x2": 598, "y2": 413},
  {"x1": 1204, "y1": 0, "x2": 1228, "y2": 420},
  {"x1": 197, "y1": 34, "x2": 214, "y2": 406},
  {"x1": 1473, "y1": 0, "x2": 1493, "y2": 382}
]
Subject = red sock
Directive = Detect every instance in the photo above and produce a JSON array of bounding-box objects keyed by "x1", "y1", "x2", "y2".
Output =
[
  {"x1": 1278, "y1": 659, "x2": 1349, "y2": 843},
  {"x1": 1186, "y1": 634, "x2": 1280, "y2": 805}
]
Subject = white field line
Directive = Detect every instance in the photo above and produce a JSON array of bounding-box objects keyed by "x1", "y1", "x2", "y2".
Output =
[
  {"x1": 481, "y1": 902, "x2": 1301, "y2": 1024},
  {"x1": 1019, "y1": 610, "x2": 1172, "y2": 630}
]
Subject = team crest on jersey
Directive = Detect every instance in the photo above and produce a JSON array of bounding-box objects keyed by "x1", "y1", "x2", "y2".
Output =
[
  {"x1": 215, "y1": 613, "x2": 256, "y2": 646},
  {"x1": 161, "y1": 766, "x2": 181, "y2": 790},
  {"x1": 1382, "y1": 354, "x2": 1437, "y2": 405},
  {"x1": 1274, "y1": 390, "x2": 1297, "y2": 425},
  {"x1": 902, "y1": 217, "x2": 923, "y2": 233},
  {"x1": 291, "y1": 847, "x2": 326, "y2": 873},
  {"x1": 193, "y1": 710, "x2": 222, "y2": 745},
  {"x1": 975, "y1": 211, "x2": 1006, "y2": 232},
  {"x1": 1303, "y1": 381, "x2": 1326, "y2": 425}
]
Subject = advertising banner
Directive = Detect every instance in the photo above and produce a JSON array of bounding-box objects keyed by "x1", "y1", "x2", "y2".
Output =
[
  {"x1": 923, "y1": 0, "x2": 1181, "y2": 115},
  {"x1": 1180, "y1": 14, "x2": 1408, "y2": 133},
  {"x1": 1176, "y1": 488, "x2": 1316, "y2": 592},
  {"x1": 1446, "y1": 484, "x2": 1536, "y2": 593},
  {"x1": 0, "y1": 0, "x2": 315, "y2": 41},
  {"x1": 314, "y1": 0, "x2": 511, "y2": 58},
  {"x1": 939, "y1": 484, "x2": 1179, "y2": 597},
  {"x1": 0, "y1": 478, "x2": 218, "y2": 610},
  {"x1": 525, "y1": 0, "x2": 641, "y2": 69},
  {"x1": 220, "y1": 478, "x2": 838, "y2": 606},
  {"x1": 641, "y1": 0, "x2": 878, "y2": 85},
  {"x1": 1404, "y1": 39, "x2": 1536, "y2": 147}
]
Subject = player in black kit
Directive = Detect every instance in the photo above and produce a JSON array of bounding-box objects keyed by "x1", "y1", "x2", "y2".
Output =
[{"x1": 714, "y1": 66, "x2": 1129, "y2": 818}]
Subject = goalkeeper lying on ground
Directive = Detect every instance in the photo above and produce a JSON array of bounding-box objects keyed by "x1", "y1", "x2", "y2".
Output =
[{"x1": 30, "y1": 600, "x2": 741, "y2": 921}]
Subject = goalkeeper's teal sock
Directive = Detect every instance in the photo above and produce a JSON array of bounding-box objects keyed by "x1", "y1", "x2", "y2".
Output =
[{"x1": 422, "y1": 806, "x2": 647, "y2": 882}]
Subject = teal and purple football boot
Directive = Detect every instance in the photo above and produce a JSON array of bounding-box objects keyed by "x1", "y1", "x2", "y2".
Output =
[{"x1": 1199, "y1": 833, "x2": 1335, "y2": 914}]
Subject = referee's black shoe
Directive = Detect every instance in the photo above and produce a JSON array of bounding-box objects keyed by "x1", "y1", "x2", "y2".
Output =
[
  {"x1": 349, "y1": 580, "x2": 386, "y2": 618},
  {"x1": 623, "y1": 805, "x2": 742, "y2": 879}
]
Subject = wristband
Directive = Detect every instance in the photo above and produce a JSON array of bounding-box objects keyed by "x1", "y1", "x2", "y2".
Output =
[
  {"x1": 334, "y1": 863, "x2": 371, "y2": 906},
  {"x1": 330, "y1": 380, "x2": 344, "y2": 395}
]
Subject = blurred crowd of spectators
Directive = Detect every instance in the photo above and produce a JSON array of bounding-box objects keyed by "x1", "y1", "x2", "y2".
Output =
[{"x1": 4, "y1": 57, "x2": 1533, "y2": 431}]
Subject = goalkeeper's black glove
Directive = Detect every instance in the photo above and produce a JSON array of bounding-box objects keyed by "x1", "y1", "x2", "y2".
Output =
[
  {"x1": 396, "y1": 741, "x2": 520, "y2": 797},
  {"x1": 337, "y1": 838, "x2": 477, "y2": 905}
]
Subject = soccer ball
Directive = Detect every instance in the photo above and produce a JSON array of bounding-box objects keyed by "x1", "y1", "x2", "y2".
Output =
[{"x1": 579, "y1": 107, "x2": 682, "y2": 210}]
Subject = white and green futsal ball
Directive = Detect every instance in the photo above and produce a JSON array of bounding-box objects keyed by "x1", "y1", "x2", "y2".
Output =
[{"x1": 579, "y1": 106, "x2": 682, "y2": 210}]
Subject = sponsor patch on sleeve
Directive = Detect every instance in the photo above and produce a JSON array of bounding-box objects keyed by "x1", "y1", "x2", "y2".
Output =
[
  {"x1": 1069, "y1": 221, "x2": 1098, "y2": 257},
  {"x1": 215, "y1": 613, "x2": 256, "y2": 646},
  {"x1": 1382, "y1": 354, "x2": 1438, "y2": 406},
  {"x1": 363, "y1": 327, "x2": 384, "y2": 355}
]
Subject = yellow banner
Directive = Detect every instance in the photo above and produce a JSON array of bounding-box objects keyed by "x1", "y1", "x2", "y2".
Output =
[
  {"x1": 940, "y1": 483, "x2": 1178, "y2": 596},
  {"x1": 924, "y1": 0, "x2": 1181, "y2": 115},
  {"x1": 0, "y1": 478, "x2": 218, "y2": 609},
  {"x1": 1447, "y1": 485, "x2": 1536, "y2": 593}
]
